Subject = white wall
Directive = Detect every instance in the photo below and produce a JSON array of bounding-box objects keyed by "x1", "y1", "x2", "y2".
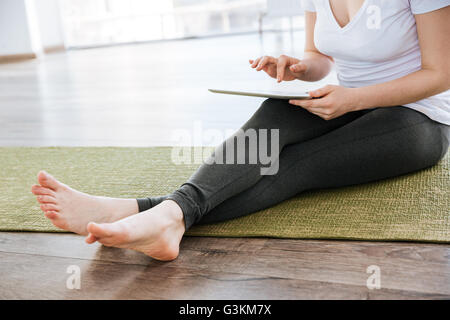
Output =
[
  {"x1": 0, "y1": 0, "x2": 34, "y2": 55},
  {"x1": 25, "y1": 0, "x2": 43, "y2": 54},
  {"x1": 0, "y1": 0, "x2": 65, "y2": 57},
  {"x1": 34, "y1": 0, "x2": 65, "y2": 49}
]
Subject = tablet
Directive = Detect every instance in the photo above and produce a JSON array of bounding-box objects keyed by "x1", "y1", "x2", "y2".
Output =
[{"x1": 208, "y1": 88, "x2": 311, "y2": 100}]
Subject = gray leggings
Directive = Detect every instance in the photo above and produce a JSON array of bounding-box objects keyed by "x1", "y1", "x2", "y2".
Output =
[{"x1": 137, "y1": 99, "x2": 450, "y2": 230}]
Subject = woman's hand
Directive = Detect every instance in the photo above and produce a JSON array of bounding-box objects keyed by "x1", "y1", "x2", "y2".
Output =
[
  {"x1": 250, "y1": 55, "x2": 308, "y2": 83},
  {"x1": 289, "y1": 85, "x2": 361, "y2": 120}
]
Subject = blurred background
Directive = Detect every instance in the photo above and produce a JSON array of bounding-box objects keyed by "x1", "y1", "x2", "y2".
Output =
[
  {"x1": 60, "y1": 0, "x2": 303, "y2": 48},
  {"x1": 0, "y1": 0, "x2": 336, "y2": 146}
]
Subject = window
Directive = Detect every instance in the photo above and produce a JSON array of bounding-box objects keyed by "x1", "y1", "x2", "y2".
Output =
[{"x1": 59, "y1": 0, "x2": 270, "y2": 48}]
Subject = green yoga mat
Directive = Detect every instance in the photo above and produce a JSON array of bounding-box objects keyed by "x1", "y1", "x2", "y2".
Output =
[{"x1": 0, "y1": 147, "x2": 449, "y2": 242}]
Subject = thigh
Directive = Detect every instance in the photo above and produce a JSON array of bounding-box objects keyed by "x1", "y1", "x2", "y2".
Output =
[
  {"x1": 243, "y1": 98, "x2": 367, "y2": 145},
  {"x1": 199, "y1": 106, "x2": 448, "y2": 224},
  {"x1": 184, "y1": 99, "x2": 367, "y2": 211},
  {"x1": 293, "y1": 106, "x2": 449, "y2": 189}
]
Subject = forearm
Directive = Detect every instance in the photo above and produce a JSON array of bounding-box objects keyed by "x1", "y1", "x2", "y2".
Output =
[
  {"x1": 298, "y1": 51, "x2": 334, "y2": 82},
  {"x1": 352, "y1": 69, "x2": 450, "y2": 110}
]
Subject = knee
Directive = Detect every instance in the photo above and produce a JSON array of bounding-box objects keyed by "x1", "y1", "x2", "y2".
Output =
[
  {"x1": 436, "y1": 124, "x2": 450, "y2": 162},
  {"x1": 373, "y1": 107, "x2": 448, "y2": 167},
  {"x1": 408, "y1": 121, "x2": 449, "y2": 168}
]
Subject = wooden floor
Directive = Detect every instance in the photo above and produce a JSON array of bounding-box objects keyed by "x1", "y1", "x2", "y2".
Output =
[
  {"x1": 1, "y1": 232, "x2": 449, "y2": 299},
  {"x1": 0, "y1": 32, "x2": 448, "y2": 299}
]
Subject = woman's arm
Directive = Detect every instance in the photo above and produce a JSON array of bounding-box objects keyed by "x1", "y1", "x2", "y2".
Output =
[
  {"x1": 353, "y1": 6, "x2": 450, "y2": 110},
  {"x1": 297, "y1": 11, "x2": 335, "y2": 82},
  {"x1": 290, "y1": 6, "x2": 450, "y2": 120}
]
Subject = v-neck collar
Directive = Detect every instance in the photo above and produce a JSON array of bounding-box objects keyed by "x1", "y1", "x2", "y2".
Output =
[{"x1": 326, "y1": 0, "x2": 369, "y2": 32}]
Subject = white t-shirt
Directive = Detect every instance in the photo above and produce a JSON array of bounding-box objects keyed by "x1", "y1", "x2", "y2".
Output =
[{"x1": 302, "y1": 0, "x2": 450, "y2": 125}]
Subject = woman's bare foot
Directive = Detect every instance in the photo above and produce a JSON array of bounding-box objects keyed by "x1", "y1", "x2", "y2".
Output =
[
  {"x1": 32, "y1": 171, "x2": 139, "y2": 235},
  {"x1": 86, "y1": 200, "x2": 185, "y2": 261}
]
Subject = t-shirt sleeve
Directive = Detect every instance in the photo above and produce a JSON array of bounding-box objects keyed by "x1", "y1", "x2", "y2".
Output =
[
  {"x1": 302, "y1": 0, "x2": 316, "y2": 12},
  {"x1": 409, "y1": 0, "x2": 450, "y2": 14}
]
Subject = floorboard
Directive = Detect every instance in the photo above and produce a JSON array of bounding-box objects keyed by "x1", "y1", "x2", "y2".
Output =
[{"x1": 0, "y1": 233, "x2": 448, "y2": 299}]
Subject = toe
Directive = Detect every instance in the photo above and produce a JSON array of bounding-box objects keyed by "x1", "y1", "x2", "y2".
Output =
[
  {"x1": 51, "y1": 218, "x2": 68, "y2": 231},
  {"x1": 45, "y1": 211, "x2": 60, "y2": 219},
  {"x1": 38, "y1": 171, "x2": 61, "y2": 191},
  {"x1": 31, "y1": 185, "x2": 55, "y2": 197},
  {"x1": 87, "y1": 222, "x2": 128, "y2": 243},
  {"x1": 97, "y1": 238, "x2": 115, "y2": 247},
  {"x1": 87, "y1": 222, "x2": 113, "y2": 238},
  {"x1": 36, "y1": 195, "x2": 57, "y2": 204},
  {"x1": 85, "y1": 233, "x2": 98, "y2": 244},
  {"x1": 40, "y1": 203, "x2": 59, "y2": 212}
]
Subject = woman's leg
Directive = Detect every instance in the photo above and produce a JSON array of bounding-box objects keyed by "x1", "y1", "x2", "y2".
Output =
[
  {"x1": 38, "y1": 105, "x2": 447, "y2": 261},
  {"x1": 31, "y1": 99, "x2": 364, "y2": 260},
  {"x1": 32, "y1": 99, "x2": 363, "y2": 236},
  {"x1": 138, "y1": 98, "x2": 367, "y2": 230},
  {"x1": 147, "y1": 106, "x2": 449, "y2": 225},
  {"x1": 196, "y1": 106, "x2": 449, "y2": 224}
]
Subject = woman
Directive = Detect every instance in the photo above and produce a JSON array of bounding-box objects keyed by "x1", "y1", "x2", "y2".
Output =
[{"x1": 32, "y1": 0, "x2": 449, "y2": 261}]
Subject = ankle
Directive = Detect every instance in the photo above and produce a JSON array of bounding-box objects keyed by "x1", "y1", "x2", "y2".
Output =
[{"x1": 161, "y1": 200, "x2": 185, "y2": 232}]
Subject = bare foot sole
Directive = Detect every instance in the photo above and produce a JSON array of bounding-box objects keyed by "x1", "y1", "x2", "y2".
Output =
[
  {"x1": 86, "y1": 200, "x2": 185, "y2": 261},
  {"x1": 32, "y1": 171, "x2": 139, "y2": 235}
]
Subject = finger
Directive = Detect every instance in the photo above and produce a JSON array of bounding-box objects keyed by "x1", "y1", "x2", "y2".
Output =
[
  {"x1": 289, "y1": 62, "x2": 307, "y2": 74},
  {"x1": 256, "y1": 56, "x2": 276, "y2": 71},
  {"x1": 256, "y1": 56, "x2": 268, "y2": 70},
  {"x1": 36, "y1": 195, "x2": 57, "y2": 204},
  {"x1": 311, "y1": 111, "x2": 334, "y2": 121},
  {"x1": 290, "y1": 100, "x2": 335, "y2": 120},
  {"x1": 251, "y1": 57, "x2": 262, "y2": 68},
  {"x1": 289, "y1": 99, "x2": 320, "y2": 108},
  {"x1": 297, "y1": 106, "x2": 330, "y2": 120},
  {"x1": 291, "y1": 101, "x2": 331, "y2": 117},
  {"x1": 314, "y1": 109, "x2": 337, "y2": 120},
  {"x1": 277, "y1": 56, "x2": 288, "y2": 82},
  {"x1": 309, "y1": 85, "x2": 335, "y2": 98}
]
